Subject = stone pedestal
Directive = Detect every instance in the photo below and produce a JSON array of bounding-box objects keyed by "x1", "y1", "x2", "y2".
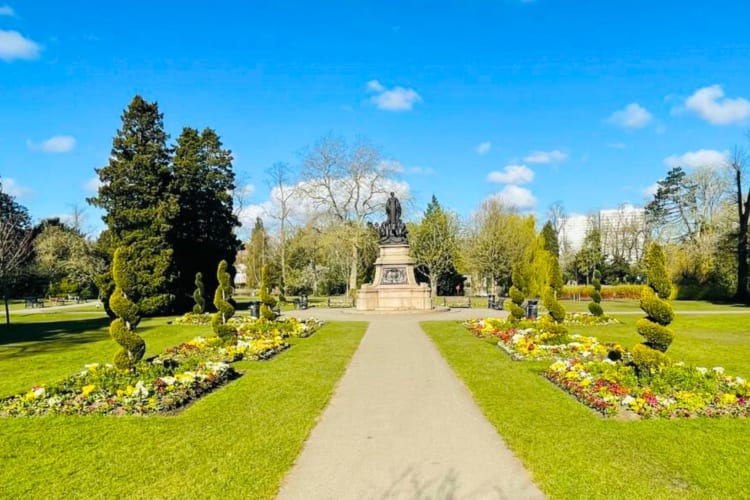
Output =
[{"x1": 356, "y1": 245, "x2": 432, "y2": 311}]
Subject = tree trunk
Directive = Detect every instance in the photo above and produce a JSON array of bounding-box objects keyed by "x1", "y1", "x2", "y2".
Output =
[
  {"x1": 430, "y1": 277, "x2": 438, "y2": 298},
  {"x1": 734, "y1": 167, "x2": 750, "y2": 302},
  {"x1": 3, "y1": 296, "x2": 9, "y2": 325},
  {"x1": 349, "y1": 243, "x2": 358, "y2": 294}
]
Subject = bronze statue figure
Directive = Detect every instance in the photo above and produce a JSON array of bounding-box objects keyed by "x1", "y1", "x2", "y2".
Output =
[{"x1": 376, "y1": 192, "x2": 408, "y2": 245}]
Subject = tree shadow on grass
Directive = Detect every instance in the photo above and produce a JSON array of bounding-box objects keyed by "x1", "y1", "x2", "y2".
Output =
[{"x1": 0, "y1": 318, "x2": 159, "y2": 359}]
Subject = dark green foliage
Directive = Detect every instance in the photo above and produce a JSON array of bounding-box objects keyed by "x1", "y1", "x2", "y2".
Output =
[
  {"x1": 543, "y1": 286, "x2": 567, "y2": 324},
  {"x1": 588, "y1": 302, "x2": 604, "y2": 316},
  {"x1": 635, "y1": 318, "x2": 675, "y2": 353},
  {"x1": 88, "y1": 95, "x2": 178, "y2": 315},
  {"x1": 259, "y1": 264, "x2": 277, "y2": 321},
  {"x1": 643, "y1": 243, "x2": 671, "y2": 299},
  {"x1": 108, "y1": 247, "x2": 145, "y2": 369},
  {"x1": 548, "y1": 256, "x2": 564, "y2": 293},
  {"x1": 633, "y1": 242, "x2": 675, "y2": 372},
  {"x1": 640, "y1": 287, "x2": 674, "y2": 325},
  {"x1": 192, "y1": 272, "x2": 206, "y2": 314},
  {"x1": 588, "y1": 269, "x2": 604, "y2": 316},
  {"x1": 170, "y1": 127, "x2": 241, "y2": 310},
  {"x1": 212, "y1": 260, "x2": 236, "y2": 342},
  {"x1": 540, "y1": 221, "x2": 560, "y2": 258}
]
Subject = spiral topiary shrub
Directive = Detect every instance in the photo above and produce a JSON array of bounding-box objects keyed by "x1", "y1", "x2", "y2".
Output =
[
  {"x1": 588, "y1": 269, "x2": 604, "y2": 316},
  {"x1": 543, "y1": 286, "x2": 567, "y2": 323},
  {"x1": 505, "y1": 285, "x2": 526, "y2": 321},
  {"x1": 193, "y1": 272, "x2": 206, "y2": 314},
  {"x1": 212, "y1": 260, "x2": 236, "y2": 342},
  {"x1": 259, "y1": 264, "x2": 277, "y2": 321},
  {"x1": 633, "y1": 243, "x2": 675, "y2": 374},
  {"x1": 109, "y1": 247, "x2": 146, "y2": 370}
]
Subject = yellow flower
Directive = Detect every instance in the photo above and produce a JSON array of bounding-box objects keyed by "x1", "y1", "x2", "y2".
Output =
[
  {"x1": 81, "y1": 384, "x2": 96, "y2": 397},
  {"x1": 720, "y1": 393, "x2": 737, "y2": 405}
]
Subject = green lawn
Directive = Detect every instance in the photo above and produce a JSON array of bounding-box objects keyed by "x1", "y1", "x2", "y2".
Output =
[
  {"x1": 0, "y1": 313, "x2": 367, "y2": 498},
  {"x1": 422, "y1": 312, "x2": 750, "y2": 499},
  {"x1": 561, "y1": 298, "x2": 750, "y2": 314}
]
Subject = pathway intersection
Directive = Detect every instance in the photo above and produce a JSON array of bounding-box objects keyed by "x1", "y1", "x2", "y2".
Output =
[{"x1": 277, "y1": 307, "x2": 545, "y2": 500}]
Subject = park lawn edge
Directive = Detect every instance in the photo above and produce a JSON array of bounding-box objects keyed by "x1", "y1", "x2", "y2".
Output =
[
  {"x1": 421, "y1": 320, "x2": 750, "y2": 500},
  {"x1": 0, "y1": 320, "x2": 368, "y2": 499}
]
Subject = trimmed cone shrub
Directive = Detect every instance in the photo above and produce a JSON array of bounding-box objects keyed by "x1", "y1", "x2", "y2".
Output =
[
  {"x1": 588, "y1": 269, "x2": 604, "y2": 316},
  {"x1": 543, "y1": 286, "x2": 567, "y2": 323},
  {"x1": 634, "y1": 242, "x2": 675, "y2": 373},
  {"x1": 109, "y1": 247, "x2": 146, "y2": 370},
  {"x1": 193, "y1": 272, "x2": 206, "y2": 314},
  {"x1": 212, "y1": 260, "x2": 236, "y2": 342}
]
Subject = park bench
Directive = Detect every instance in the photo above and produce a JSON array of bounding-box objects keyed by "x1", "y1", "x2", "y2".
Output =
[
  {"x1": 442, "y1": 296, "x2": 472, "y2": 308},
  {"x1": 327, "y1": 296, "x2": 355, "y2": 308},
  {"x1": 24, "y1": 297, "x2": 44, "y2": 308},
  {"x1": 49, "y1": 296, "x2": 67, "y2": 306},
  {"x1": 294, "y1": 295, "x2": 309, "y2": 310},
  {"x1": 487, "y1": 294, "x2": 505, "y2": 310}
]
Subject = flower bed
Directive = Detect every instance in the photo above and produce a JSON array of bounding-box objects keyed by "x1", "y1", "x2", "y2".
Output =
[
  {"x1": 563, "y1": 312, "x2": 620, "y2": 326},
  {"x1": 230, "y1": 316, "x2": 323, "y2": 339},
  {"x1": 0, "y1": 357, "x2": 237, "y2": 417},
  {"x1": 174, "y1": 312, "x2": 212, "y2": 325},
  {"x1": 1, "y1": 317, "x2": 324, "y2": 417},
  {"x1": 545, "y1": 358, "x2": 750, "y2": 418},
  {"x1": 464, "y1": 317, "x2": 622, "y2": 361}
]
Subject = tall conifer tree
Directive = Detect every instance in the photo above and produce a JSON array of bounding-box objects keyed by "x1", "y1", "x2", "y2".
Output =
[{"x1": 88, "y1": 95, "x2": 178, "y2": 315}]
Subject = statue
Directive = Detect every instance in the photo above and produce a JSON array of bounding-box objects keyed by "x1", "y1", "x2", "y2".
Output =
[
  {"x1": 386, "y1": 192, "x2": 401, "y2": 227},
  {"x1": 374, "y1": 192, "x2": 408, "y2": 245}
]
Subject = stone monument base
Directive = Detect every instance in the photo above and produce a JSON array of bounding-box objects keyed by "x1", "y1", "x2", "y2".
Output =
[{"x1": 356, "y1": 245, "x2": 432, "y2": 311}]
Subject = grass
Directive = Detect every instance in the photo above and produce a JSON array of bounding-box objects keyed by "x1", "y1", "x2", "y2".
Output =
[
  {"x1": 0, "y1": 311, "x2": 367, "y2": 498},
  {"x1": 422, "y1": 311, "x2": 750, "y2": 499},
  {"x1": 561, "y1": 298, "x2": 750, "y2": 314}
]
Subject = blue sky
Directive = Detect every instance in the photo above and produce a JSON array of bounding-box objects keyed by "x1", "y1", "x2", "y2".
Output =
[{"x1": 2, "y1": 1, "x2": 750, "y2": 236}]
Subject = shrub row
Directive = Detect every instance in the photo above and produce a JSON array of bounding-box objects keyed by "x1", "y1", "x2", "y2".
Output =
[{"x1": 560, "y1": 284, "x2": 644, "y2": 300}]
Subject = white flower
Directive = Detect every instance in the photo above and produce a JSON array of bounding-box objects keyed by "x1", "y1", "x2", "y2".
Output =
[
  {"x1": 134, "y1": 380, "x2": 149, "y2": 397},
  {"x1": 84, "y1": 363, "x2": 100, "y2": 370},
  {"x1": 581, "y1": 351, "x2": 592, "y2": 358},
  {"x1": 602, "y1": 358, "x2": 615, "y2": 365},
  {"x1": 622, "y1": 395, "x2": 635, "y2": 406},
  {"x1": 736, "y1": 377, "x2": 746, "y2": 385},
  {"x1": 33, "y1": 387, "x2": 46, "y2": 397},
  {"x1": 712, "y1": 366, "x2": 725, "y2": 375},
  {"x1": 696, "y1": 367, "x2": 708, "y2": 375},
  {"x1": 160, "y1": 376, "x2": 177, "y2": 386}
]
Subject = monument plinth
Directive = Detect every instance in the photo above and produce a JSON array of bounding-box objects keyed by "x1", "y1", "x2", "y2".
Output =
[{"x1": 356, "y1": 194, "x2": 432, "y2": 311}]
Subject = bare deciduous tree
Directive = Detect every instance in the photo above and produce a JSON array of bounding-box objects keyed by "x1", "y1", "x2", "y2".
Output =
[
  {"x1": 0, "y1": 215, "x2": 33, "y2": 324},
  {"x1": 299, "y1": 135, "x2": 406, "y2": 293}
]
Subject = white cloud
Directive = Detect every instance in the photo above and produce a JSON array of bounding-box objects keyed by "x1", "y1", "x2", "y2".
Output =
[
  {"x1": 684, "y1": 85, "x2": 750, "y2": 125},
  {"x1": 607, "y1": 103, "x2": 652, "y2": 129},
  {"x1": 378, "y1": 160, "x2": 403, "y2": 173},
  {"x1": 664, "y1": 149, "x2": 729, "y2": 170},
  {"x1": 0, "y1": 30, "x2": 41, "y2": 61},
  {"x1": 28, "y1": 135, "x2": 76, "y2": 153},
  {"x1": 524, "y1": 149, "x2": 567, "y2": 164},
  {"x1": 0, "y1": 177, "x2": 32, "y2": 198},
  {"x1": 476, "y1": 141, "x2": 492, "y2": 155},
  {"x1": 642, "y1": 183, "x2": 659, "y2": 197},
  {"x1": 366, "y1": 80, "x2": 385, "y2": 93},
  {"x1": 490, "y1": 185, "x2": 536, "y2": 210},
  {"x1": 406, "y1": 165, "x2": 434, "y2": 175},
  {"x1": 366, "y1": 80, "x2": 422, "y2": 111},
  {"x1": 0, "y1": 5, "x2": 15, "y2": 16},
  {"x1": 83, "y1": 176, "x2": 102, "y2": 193},
  {"x1": 486, "y1": 164, "x2": 534, "y2": 185}
]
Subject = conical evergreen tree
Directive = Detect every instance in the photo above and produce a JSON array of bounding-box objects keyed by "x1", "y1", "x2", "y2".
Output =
[
  {"x1": 88, "y1": 95, "x2": 178, "y2": 315},
  {"x1": 171, "y1": 127, "x2": 241, "y2": 309}
]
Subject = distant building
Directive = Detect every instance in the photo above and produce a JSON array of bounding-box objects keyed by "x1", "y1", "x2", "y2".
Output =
[
  {"x1": 559, "y1": 204, "x2": 647, "y2": 263},
  {"x1": 234, "y1": 263, "x2": 248, "y2": 288}
]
